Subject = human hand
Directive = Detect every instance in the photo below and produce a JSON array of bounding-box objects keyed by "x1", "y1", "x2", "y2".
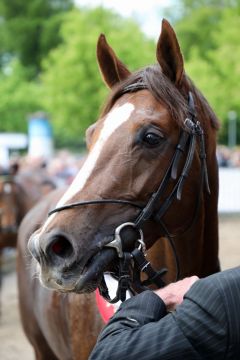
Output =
[{"x1": 154, "y1": 276, "x2": 199, "y2": 312}]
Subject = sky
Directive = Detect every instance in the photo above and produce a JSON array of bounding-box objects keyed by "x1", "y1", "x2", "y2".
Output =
[{"x1": 75, "y1": 0, "x2": 176, "y2": 39}]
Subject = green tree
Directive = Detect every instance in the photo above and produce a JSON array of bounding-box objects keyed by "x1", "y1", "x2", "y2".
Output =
[
  {"x1": 0, "y1": 0, "x2": 73, "y2": 77},
  {"x1": 0, "y1": 60, "x2": 43, "y2": 133},
  {"x1": 164, "y1": 0, "x2": 240, "y2": 144},
  {"x1": 41, "y1": 7, "x2": 155, "y2": 146},
  {"x1": 185, "y1": 7, "x2": 240, "y2": 143},
  {"x1": 164, "y1": 0, "x2": 238, "y2": 61}
]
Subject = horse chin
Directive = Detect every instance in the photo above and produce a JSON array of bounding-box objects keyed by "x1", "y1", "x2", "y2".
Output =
[
  {"x1": 73, "y1": 247, "x2": 117, "y2": 294},
  {"x1": 38, "y1": 267, "x2": 77, "y2": 293}
]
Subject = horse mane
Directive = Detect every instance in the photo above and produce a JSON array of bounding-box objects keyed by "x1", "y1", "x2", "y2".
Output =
[
  {"x1": 187, "y1": 76, "x2": 220, "y2": 130},
  {"x1": 101, "y1": 64, "x2": 219, "y2": 131}
]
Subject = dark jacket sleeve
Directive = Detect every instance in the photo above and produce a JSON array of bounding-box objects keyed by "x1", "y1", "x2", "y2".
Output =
[{"x1": 89, "y1": 270, "x2": 235, "y2": 360}]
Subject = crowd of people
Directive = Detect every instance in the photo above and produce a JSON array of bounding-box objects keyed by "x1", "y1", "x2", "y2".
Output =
[
  {"x1": 216, "y1": 145, "x2": 240, "y2": 167},
  {"x1": 7, "y1": 149, "x2": 86, "y2": 187}
]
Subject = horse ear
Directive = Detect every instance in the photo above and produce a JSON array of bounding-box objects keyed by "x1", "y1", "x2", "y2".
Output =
[
  {"x1": 97, "y1": 34, "x2": 131, "y2": 88},
  {"x1": 10, "y1": 162, "x2": 19, "y2": 175},
  {"x1": 85, "y1": 123, "x2": 96, "y2": 150},
  {"x1": 156, "y1": 19, "x2": 184, "y2": 86}
]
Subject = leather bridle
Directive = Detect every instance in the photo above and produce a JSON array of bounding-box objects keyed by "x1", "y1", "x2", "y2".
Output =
[{"x1": 48, "y1": 89, "x2": 210, "y2": 303}]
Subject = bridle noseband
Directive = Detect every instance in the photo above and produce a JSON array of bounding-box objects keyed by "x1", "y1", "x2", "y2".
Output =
[{"x1": 48, "y1": 90, "x2": 210, "y2": 303}]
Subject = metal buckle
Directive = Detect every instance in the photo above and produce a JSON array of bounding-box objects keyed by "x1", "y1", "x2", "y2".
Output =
[
  {"x1": 184, "y1": 117, "x2": 195, "y2": 132},
  {"x1": 184, "y1": 118, "x2": 203, "y2": 136},
  {"x1": 105, "y1": 222, "x2": 145, "y2": 258},
  {"x1": 137, "y1": 239, "x2": 146, "y2": 255}
]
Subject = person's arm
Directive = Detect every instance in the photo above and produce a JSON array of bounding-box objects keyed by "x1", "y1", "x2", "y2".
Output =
[{"x1": 89, "y1": 276, "x2": 228, "y2": 360}]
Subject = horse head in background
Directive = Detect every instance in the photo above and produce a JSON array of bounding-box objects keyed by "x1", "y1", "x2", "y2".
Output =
[
  {"x1": 0, "y1": 163, "x2": 56, "y2": 249},
  {"x1": 29, "y1": 19, "x2": 220, "y2": 299},
  {"x1": 0, "y1": 163, "x2": 23, "y2": 248},
  {"x1": 0, "y1": 174, "x2": 20, "y2": 247}
]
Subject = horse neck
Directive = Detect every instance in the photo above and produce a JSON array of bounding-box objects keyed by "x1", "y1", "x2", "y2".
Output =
[
  {"x1": 147, "y1": 213, "x2": 218, "y2": 285},
  {"x1": 201, "y1": 151, "x2": 220, "y2": 276},
  {"x1": 174, "y1": 97, "x2": 220, "y2": 278},
  {"x1": 146, "y1": 158, "x2": 219, "y2": 282}
]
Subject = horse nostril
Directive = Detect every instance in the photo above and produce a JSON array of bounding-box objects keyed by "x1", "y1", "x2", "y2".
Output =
[{"x1": 48, "y1": 235, "x2": 74, "y2": 259}]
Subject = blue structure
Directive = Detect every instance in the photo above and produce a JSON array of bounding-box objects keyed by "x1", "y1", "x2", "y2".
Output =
[{"x1": 28, "y1": 112, "x2": 54, "y2": 159}]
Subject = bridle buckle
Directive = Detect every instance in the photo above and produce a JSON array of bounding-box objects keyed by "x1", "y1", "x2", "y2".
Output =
[
  {"x1": 137, "y1": 238, "x2": 146, "y2": 255},
  {"x1": 105, "y1": 222, "x2": 145, "y2": 258}
]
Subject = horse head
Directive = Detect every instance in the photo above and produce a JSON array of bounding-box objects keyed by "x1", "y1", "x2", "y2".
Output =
[
  {"x1": 28, "y1": 19, "x2": 219, "y2": 296},
  {"x1": 0, "y1": 176, "x2": 21, "y2": 244},
  {"x1": 0, "y1": 161, "x2": 57, "y2": 249}
]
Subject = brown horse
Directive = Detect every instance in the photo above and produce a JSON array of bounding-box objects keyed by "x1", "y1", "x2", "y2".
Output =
[
  {"x1": 0, "y1": 175, "x2": 20, "y2": 249},
  {"x1": 0, "y1": 166, "x2": 56, "y2": 250},
  {"x1": 0, "y1": 166, "x2": 56, "y2": 313},
  {"x1": 18, "y1": 19, "x2": 220, "y2": 360}
]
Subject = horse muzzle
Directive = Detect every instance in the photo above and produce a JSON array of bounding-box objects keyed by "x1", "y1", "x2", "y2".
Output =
[{"x1": 28, "y1": 229, "x2": 118, "y2": 293}]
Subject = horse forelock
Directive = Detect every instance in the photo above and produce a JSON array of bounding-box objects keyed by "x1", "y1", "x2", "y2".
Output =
[{"x1": 101, "y1": 64, "x2": 219, "y2": 132}]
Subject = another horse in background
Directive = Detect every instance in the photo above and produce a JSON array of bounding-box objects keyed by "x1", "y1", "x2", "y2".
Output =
[
  {"x1": 18, "y1": 19, "x2": 220, "y2": 360},
  {"x1": 0, "y1": 164, "x2": 56, "y2": 250},
  {"x1": 0, "y1": 163, "x2": 56, "y2": 313}
]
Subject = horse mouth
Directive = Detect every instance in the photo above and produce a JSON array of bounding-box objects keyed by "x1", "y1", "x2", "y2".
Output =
[
  {"x1": 38, "y1": 247, "x2": 117, "y2": 294},
  {"x1": 73, "y1": 247, "x2": 117, "y2": 293}
]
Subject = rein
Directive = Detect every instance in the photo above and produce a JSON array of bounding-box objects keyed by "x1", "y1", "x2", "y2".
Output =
[{"x1": 48, "y1": 90, "x2": 210, "y2": 303}]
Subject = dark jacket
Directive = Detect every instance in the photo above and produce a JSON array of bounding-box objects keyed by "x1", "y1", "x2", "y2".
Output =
[{"x1": 89, "y1": 267, "x2": 240, "y2": 359}]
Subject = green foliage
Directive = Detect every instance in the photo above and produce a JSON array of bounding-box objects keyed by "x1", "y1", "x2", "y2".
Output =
[
  {"x1": 1, "y1": 1, "x2": 239, "y2": 147},
  {"x1": 0, "y1": 0, "x2": 73, "y2": 76},
  {"x1": 0, "y1": 5, "x2": 155, "y2": 146},
  {"x1": 41, "y1": 7, "x2": 155, "y2": 146},
  {"x1": 164, "y1": 0, "x2": 240, "y2": 144},
  {"x1": 182, "y1": 6, "x2": 240, "y2": 143},
  {"x1": 0, "y1": 60, "x2": 43, "y2": 133},
  {"x1": 174, "y1": 7, "x2": 223, "y2": 61}
]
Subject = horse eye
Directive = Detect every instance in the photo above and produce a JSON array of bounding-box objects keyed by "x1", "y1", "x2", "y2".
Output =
[{"x1": 143, "y1": 132, "x2": 162, "y2": 147}]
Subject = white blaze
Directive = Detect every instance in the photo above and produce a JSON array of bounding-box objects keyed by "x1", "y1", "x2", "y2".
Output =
[{"x1": 40, "y1": 102, "x2": 134, "y2": 233}]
